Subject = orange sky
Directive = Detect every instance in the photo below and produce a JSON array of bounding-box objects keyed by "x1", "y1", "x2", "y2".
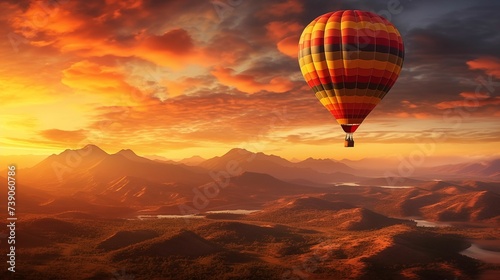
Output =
[{"x1": 0, "y1": 0, "x2": 499, "y2": 162}]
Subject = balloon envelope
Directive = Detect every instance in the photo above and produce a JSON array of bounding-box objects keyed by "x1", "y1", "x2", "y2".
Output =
[{"x1": 298, "y1": 10, "x2": 404, "y2": 146}]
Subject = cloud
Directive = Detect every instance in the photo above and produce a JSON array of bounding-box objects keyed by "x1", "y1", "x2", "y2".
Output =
[
  {"x1": 405, "y1": 5, "x2": 500, "y2": 60},
  {"x1": 399, "y1": 3, "x2": 500, "y2": 108},
  {"x1": 277, "y1": 36, "x2": 299, "y2": 58},
  {"x1": 82, "y1": 87, "x2": 330, "y2": 150},
  {"x1": 4, "y1": 115, "x2": 38, "y2": 129},
  {"x1": 143, "y1": 29, "x2": 194, "y2": 54},
  {"x1": 8, "y1": 1, "x2": 210, "y2": 69},
  {"x1": 388, "y1": 112, "x2": 432, "y2": 120},
  {"x1": 266, "y1": 21, "x2": 302, "y2": 41},
  {"x1": 459, "y1": 92, "x2": 490, "y2": 99},
  {"x1": 264, "y1": 20, "x2": 301, "y2": 59},
  {"x1": 40, "y1": 129, "x2": 88, "y2": 143},
  {"x1": 61, "y1": 60, "x2": 139, "y2": 99},
  {"x1": 211, "y1": 66, "x2": 295, "y2": 94},
  {"x1": 2, "y1": 0, "x2": 500, "y2": 156},
  {"x1": 152, "y1": 75, "x2": 214, "y2": 98},
  {"x1": 435, "y1": 92, "x2": 499, "y2": 109},
  {"x1": 203, "y1": 31, "x2": 255, "y2": 66},
  {"x1": 0, "y1": 76, "x2": 59, "y2": 106},
  {"x1": 66, "y1": 28, "x2": 206, "y2": 69},
  {"x1": 10, "y1": 1, "x2": 85, "y2": 38},
  {"x1": 467, "y1": 57, "x2": 500, "y2": 79},
  {"x1": 258, "y1": 0, "x2": 303, "y2": 18},
  {"x1": 401, "y1": 100, "x2": 418, "y2": 109}
]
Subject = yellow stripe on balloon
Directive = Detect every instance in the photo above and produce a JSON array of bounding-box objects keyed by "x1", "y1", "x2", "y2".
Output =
[
  {"x1": 319, "y1": 96, "x2": 381, "y2": 106},
  {"x1": 325, "y1": 21, "x2": 400, "y2": 34},
  {"x1": 302, "y1": 60, "x2": 401, "y2": 72}
]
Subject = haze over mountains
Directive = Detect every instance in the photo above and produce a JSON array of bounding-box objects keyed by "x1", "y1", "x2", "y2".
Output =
[
  {"x1": 6, "y1": 144, "x2": 499, "y2": 219},
  {"x1": 20, "y1": 144, "x2": 500, "y2": 186},
  {"x1": 5, "y1": 144, "x2": 499, "y2": 181}
]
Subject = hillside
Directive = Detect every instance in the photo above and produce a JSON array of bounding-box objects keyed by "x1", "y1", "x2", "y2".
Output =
[
  {"x1": 112, "y1": 230, "x2": 224, "y2": 261},
  {"x1": 248, "y1": 196, "x2": 412, "y2": 230},
  {"x1": 414, "y1": 158, "x2": 500, "y2": 180},
  {"x1": 2, "y1": 212, "x2": 493, "y2": 280},
  {"x1": 421, "y1": 191, "x2": 500, "y2": 221},
  {"x1": 99, "y1": 176, "x2": 190, "y2": 206},
  {"x1": 97, "y1": 230, "x2": 159, "y2": 251}
]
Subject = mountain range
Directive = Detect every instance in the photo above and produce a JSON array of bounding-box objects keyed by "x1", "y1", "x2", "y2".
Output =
[
  {"x1": 7, "y1": 145, "x2": 500, "y2": 191},
  {"x1": 2, "y1": 145, "x2": 499, "y2": 280},
  {"x1": 0, "y1": 144, "x2": 496, "y2": 224}
]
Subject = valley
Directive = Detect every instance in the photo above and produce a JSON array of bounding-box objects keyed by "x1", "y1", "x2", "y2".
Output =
[{"x1": 0, "y1": 145, "x2": 499, "y2": 279}]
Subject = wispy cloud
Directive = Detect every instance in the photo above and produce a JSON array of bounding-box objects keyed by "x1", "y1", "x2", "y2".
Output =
[
  {"x1": 40, "y1": 129, "x2": 88, "y2": 143},
  {"x1": 467, "y1": 57, "x2": 500, "y2": 79},
  {"x1": 435, "y1": 92, "x2": 499, "y2": 109}
]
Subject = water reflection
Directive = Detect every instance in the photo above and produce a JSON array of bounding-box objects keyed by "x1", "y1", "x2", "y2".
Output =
[
  {"x1": 137, "y1": 214, "x2": 203, "y2": 220},
  {"x1": 334, "y1": 182, "x2": 414, "y2": 189},
  {"x1": 137, "y1": 209, "x2": 259, "y2": 220},
  {"x1": 206, "y1": 209, "x2": 259, "y2": 214},
  {"x1": 461, "y1": 244, "x2": 500, "y2": 264},
  {"x1": 413, "y1": 219, "x2": 451, "y2": 228}
]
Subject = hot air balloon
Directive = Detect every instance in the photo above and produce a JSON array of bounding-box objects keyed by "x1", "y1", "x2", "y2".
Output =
[{"x1": 298, "y1": 10, "x2": 404, "y2": 147}]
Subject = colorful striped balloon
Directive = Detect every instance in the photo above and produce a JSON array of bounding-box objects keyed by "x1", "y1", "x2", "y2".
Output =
[{"x1": 298, "y1": 10, "x2": 404, "y2": 147}]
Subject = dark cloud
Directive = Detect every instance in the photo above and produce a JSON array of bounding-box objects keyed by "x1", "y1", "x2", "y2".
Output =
[
  {"x1": 145, "y1": 29, "x2": 194, "y2": 53},
  {"x1": 204, "y1": 29, "x2": 257, "y2": 66},
  {"x1": 405, "y1": 4, "x2": 500, "y2": 59},
  {"x1": 375, "y1": 2, "x2": 500, "y2": 112}
]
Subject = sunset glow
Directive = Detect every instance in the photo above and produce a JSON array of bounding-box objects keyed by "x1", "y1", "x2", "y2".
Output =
[{"x1": 1, "y1": 0, "x2": 499, "y2": 162}]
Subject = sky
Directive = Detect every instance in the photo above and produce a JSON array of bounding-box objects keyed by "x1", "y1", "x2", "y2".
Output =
[{"x1": 0, "y1": 0, "x2": 499, "y2": 162}]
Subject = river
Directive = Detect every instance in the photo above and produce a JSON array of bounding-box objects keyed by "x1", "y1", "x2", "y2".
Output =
[
  {"x1": 136, "y1": 209, "x2": 259, "y2": 220},
  {"x1": 461, "y1": 243, "x2": 500, "y2": 264}
]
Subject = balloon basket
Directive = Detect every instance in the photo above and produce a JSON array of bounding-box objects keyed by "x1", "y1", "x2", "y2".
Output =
[{"x1": 344, "y1": 140, "x2": 354, "y2": 147}]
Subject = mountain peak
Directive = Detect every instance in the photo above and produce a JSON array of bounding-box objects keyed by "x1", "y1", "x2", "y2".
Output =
[
  {"x1": 114, "y1": 149, "x2": 151, "y2": 163},
  {"x1": 30, "y1": 144, "x2": 108, "y2": 171},
  {"x1": 56, "y1": 144, "x2": 108, "y2": 157},
  {"x1": 222, "y1": 149, "x2": 290, "y2": 166},
  {"x1": 224, "y1": 148, "x2": 254, "y2": 156},
  {"x1": 296, "y1": 156, "x2": 354, "y2": 174},
  {"x1": 302, "y1": 157, "x2": 334, "y2": 163},
  {"x1": 82, "y1": 144, "x2": 103, "y2": 150},
  {"x1": 116, "y1": 149, "x2": 138, "y2": 157},
  {"x1": 60, "y1": 144, "x2": 109, "y2": 157},
  {"x1": 179, "y1": 155, "x2": 206, "y2": 166}
]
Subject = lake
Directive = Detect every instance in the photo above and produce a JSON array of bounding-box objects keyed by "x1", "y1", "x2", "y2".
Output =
[
  {"x1": 379, "y1": 185, "x2": 414, "y2": 189},
  {"x1": 137, "y1": 209, "x2": 259, "y2": 220},
  {"x1": 461, "y1": 243, "x2": 500, "y2": 264},
  {"x1": 413, "y1": 219, "x2": 451, "y2": 228},
  {"x1": 206, "y1": 209, "x2": 259, "y2": 214},
  {"x1": 137, "y1": 214, "x2": 204, "y2": 220},
  {"x1": 334, "y1": 182, "x2": 414, "y2": 189}
]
